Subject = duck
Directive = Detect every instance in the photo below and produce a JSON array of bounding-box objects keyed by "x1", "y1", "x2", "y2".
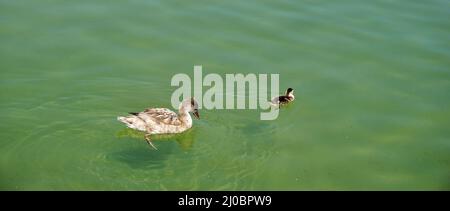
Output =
[
  {"x1": 117, "y1": 98, "x2": 200, "y2": 150},
  {"x1": 271, "y1": 88, "x2": 295, "y2": 107}
]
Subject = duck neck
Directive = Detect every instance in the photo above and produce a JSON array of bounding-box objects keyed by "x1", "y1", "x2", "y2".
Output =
[
  {"x1": 178, "y1": 108, "x2": 193, "y2": 127},
  {"x1": 288, "y1": 93, "x2": 295, "y2": 99}
]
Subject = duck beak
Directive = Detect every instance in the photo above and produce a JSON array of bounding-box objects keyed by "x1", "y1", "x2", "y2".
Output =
[{"x1": 193, "y1": 111, "x2": 200, "y2": 119}]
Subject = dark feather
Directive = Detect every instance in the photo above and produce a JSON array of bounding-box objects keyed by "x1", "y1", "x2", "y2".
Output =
[{"x1": 273, "y1": 95, "x2": 293, "y2": 104}]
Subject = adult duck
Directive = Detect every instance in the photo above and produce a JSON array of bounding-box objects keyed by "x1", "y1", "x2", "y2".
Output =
[{"x1": 117, "y1": 98, "x2": 200, "y2": 149}]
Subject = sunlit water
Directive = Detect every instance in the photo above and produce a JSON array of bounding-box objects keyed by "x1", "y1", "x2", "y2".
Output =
[{"x1": 0, "y1": 0, "x2": 449, "y2": 190}]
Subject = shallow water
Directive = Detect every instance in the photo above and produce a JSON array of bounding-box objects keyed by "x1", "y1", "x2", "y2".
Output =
[{"x1": 0, "y1": 0, "x2": 449, "y2": 190}]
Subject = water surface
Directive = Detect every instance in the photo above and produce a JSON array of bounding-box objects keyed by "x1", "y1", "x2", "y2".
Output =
[{"x1": 0, "y1": 0, "x2": 449, "y2": 190}]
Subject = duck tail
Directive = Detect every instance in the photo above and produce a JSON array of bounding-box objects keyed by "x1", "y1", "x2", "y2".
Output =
[
  {"x1": 117, "y1": 116, "x2": 127, "y2": 123},
  {"x1": 117, "y1": 116, "x2": 146, "y2": 131},
  {"x1": 117, "y1": 116, "x2": 134, "y2": 128}
]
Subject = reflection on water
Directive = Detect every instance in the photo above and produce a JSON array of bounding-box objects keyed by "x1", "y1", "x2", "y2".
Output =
[
  {"x1": 116, "y1": 128, "x2": 197, "y2": 150},
  {"x1": 108, "y1": 147, "x2": 172, "y2": 170}
]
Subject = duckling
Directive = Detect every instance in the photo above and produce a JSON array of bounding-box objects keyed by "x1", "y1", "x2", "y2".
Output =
[
  {"x1": 271, "y1": 88, "x2": 295, "y2": 107},
  {"x1": 117, "y1": 98, "x2": 200, "y2": 149}
]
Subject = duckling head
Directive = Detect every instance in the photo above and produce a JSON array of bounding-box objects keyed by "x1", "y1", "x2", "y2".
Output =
[
  {"x1": 179, "y1": 97, "x2": 200, "y2": 119},
  {"x1": 285, "y1": 88, "x2": 294, "y2": 96}
]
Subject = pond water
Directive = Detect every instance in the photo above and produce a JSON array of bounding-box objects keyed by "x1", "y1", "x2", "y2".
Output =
[{"x1": 0, "y1": 0, "x2": 449, "y2": 190}]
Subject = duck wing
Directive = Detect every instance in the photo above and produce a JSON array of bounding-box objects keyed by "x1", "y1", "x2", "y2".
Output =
[
  {"x1": 271, "y1": 95, "x2": 292, "y2": 104},
  {"x1": 134, "y1": 108, "x2": 182, "y2": 126}
]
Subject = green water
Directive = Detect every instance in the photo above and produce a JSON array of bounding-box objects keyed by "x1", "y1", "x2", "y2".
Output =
[{"x1": 1, "y1": 0, "x2": 449, "y2": 190}]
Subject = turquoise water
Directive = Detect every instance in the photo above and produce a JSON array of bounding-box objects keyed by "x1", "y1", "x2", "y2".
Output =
[{"x1": 1, "y1": 0, "x2": 449, "y2": 190}]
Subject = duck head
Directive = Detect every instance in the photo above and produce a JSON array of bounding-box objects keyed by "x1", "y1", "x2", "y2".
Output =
[
  {"x1": 190, "y1": 97, "x2": 200, "y2": 119},
  {"x1": 285, "y1": 88, "x2": 294, "y2": 96},
  {"x1": 179, "y1": 97, "x2": 200, "y2": 119}
]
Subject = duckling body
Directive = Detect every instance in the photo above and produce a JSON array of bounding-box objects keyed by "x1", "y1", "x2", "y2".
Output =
[
  {"x1": 117, "y1": 98, "x2": 199, "y2": 149},
  {"x1": 271, "y1": 88, "x2": 295, "y2": 106}
]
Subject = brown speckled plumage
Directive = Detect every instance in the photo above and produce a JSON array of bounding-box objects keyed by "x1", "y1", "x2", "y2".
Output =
[{"x1": 117, "y1": 98, "x2": 200, "y2": 149}]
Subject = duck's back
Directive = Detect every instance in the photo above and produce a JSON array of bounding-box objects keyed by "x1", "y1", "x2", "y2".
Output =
[
  {"x1": 141, "y1": 108, "x2": 181, "y2": 125},
  {"x1": 272, "y1": 95, "x2": 294, "y2": 105},
  {"x1": 118, "y1": 108, "x2": 191, "y2": 134}
]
